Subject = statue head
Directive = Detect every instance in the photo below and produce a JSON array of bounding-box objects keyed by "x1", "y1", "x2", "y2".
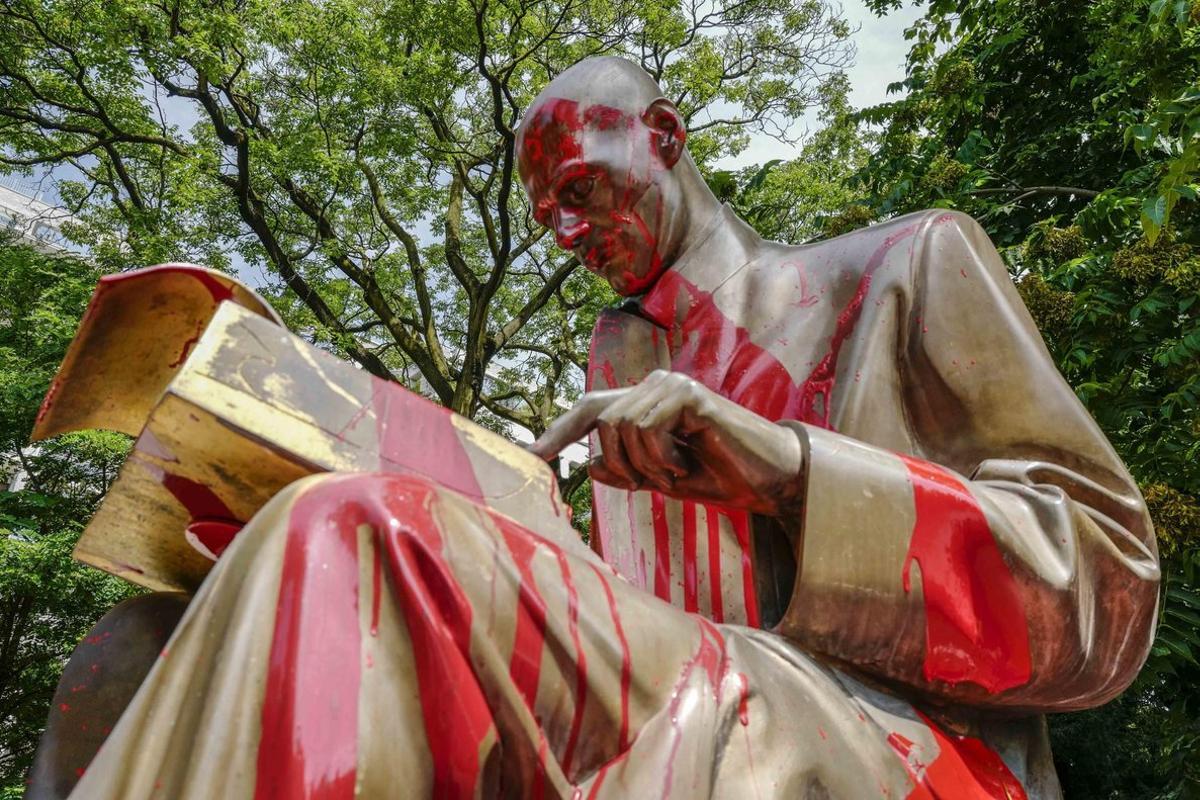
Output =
[{"x1": 517, "y1": 57, "x2": 700, "y2": 296}]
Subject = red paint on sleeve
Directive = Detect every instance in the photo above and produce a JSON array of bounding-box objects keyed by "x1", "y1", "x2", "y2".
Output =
[
  {"x1": 898, "y1": 456, "x2": 1032, "y2": 694},
  {"x1": 888, "y1": 712, "x2": 1028, "y2": 800}
]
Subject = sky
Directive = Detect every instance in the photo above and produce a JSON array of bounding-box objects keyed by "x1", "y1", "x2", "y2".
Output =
[{"x1": 717, "y1": 0, "x2": 924, "y2": 171}]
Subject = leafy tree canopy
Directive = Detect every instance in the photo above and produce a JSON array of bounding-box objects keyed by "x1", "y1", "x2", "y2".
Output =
[{"x1": 0, "y1": 237, "x2": 135, "y2": 784}]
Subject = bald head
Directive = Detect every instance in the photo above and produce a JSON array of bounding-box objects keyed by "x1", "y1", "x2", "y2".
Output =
[
  {"x1": 516, "y1": 56, "x2": 708, "y2": 296},
  {"x1": 532, "y1": 56, "x2": 666, "y2": 116}
]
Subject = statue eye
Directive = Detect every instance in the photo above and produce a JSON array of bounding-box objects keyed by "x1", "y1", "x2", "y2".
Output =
[{"x1": 563, "y1": 176, "x2": 595, "y2": 204}]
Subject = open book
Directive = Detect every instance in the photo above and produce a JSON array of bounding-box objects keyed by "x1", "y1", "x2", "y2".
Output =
[{"x1": 33, "y1": 265, "x2": 566, "y2": 593}]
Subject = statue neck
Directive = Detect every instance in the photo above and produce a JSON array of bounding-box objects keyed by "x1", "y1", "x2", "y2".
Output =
[{"x1": 638, "y1": 197, "x2": 763, "y2": 331}]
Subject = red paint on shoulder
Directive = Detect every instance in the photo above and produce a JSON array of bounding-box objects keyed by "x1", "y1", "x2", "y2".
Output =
[
  {"x1": 898, "y1": 455, "x2": 1031, "y2": 694},
  {"x1": 797, "y1": 224, "x2": 919, "y2": 427}
]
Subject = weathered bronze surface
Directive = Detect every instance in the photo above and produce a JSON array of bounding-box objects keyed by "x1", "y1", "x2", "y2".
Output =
[{"x1": 32, "y1": 57, "x2": 1158, "y2": 800}]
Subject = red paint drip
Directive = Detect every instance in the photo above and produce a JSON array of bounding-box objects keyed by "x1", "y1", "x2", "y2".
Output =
[
  {"x1": 372, "y1": 376, "x2": 483, "y2": 500},
  {"x1": 556, "y1": 551, "x2": 589, "y2": 777},
  {"x1": 682, "y1": 501, "x2": 699, "y2": 613},
  {"x1": 651, "y1": 491, "x2": 671, "y2": 602},
  {"x1": 588, "y1": 562, "x2": 632, "y2": 752},
  {"x1": 497, "y1": 520, "x2": 550, "y2": 714},
  {"x1": 899, "y1": 455, "x2": 1031, "y2": 694},
  {"x1": 254, "y1": 479, "x2": 362, "y2": 800},
  {"x1": 377, "y1": 477, "x2": 494, "y2": 799},
  {"x1": 661, "y1": 619, "x2": 727, "y2": 797},
  {"x1": 185, "y1": 518, "x2": 242, "y2": 559},
  {"x1": 887, "y1": 712, "x2": 1028, "y2": 800},
  {"x1": 728, "y1": 508, "x2": 760, "y2": 629},
  {"x1": 493, "y1": 515, "x2": 552, "y2": 797},
  {"x1": 705, "y1": 505, "x2": 725, "y2": 623}
]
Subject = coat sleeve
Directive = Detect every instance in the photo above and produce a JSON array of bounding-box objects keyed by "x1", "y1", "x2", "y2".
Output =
[{"x1": 777, "y1": 210, "x2": 1160, "y2": 712}]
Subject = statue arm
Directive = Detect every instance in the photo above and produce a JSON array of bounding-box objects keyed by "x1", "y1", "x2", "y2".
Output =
[{"x1": 779, "y1": 210, "x2": 1160, "y2": 711}]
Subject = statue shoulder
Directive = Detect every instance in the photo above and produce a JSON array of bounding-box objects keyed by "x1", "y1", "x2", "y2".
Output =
[{"x1": 784, "y1": 208, "x2": 993, "y2": 284}]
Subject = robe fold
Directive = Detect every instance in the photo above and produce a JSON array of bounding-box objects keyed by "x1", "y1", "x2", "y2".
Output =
[{"x1": 70, "y1": 209, "x2": 1157, "y2": 799}]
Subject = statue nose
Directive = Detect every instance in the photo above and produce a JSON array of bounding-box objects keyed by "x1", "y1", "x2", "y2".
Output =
[{"x1": 555, "y1": 216, "x2": 591, "y2": 251}]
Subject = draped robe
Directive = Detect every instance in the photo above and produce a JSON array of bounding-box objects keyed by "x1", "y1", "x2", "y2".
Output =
[{"x1": 69, "y1": 209, "x2": 1159, "y2": 799}]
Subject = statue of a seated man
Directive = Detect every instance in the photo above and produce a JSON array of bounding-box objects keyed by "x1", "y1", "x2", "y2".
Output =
[{"x1": 34, "y1": 56, "x2": 1158, "y2": 799}]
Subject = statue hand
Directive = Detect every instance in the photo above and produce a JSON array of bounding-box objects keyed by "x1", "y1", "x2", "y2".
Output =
[{"x1": 530, "y1": 370, "x2": 803, "y2": 516}]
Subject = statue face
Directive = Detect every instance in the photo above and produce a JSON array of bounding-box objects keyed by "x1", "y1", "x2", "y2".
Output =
[{"x1": 517, "y1": 98, "x2": 683, "y2": 296}]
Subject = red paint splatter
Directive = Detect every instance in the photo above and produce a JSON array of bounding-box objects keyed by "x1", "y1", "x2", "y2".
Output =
[
  {"x1": 254, "y1": 478, "x2": 362, "y2": 800},
  {"x1": 887, "y1": 712, "x2": 1028, "y2": 800},
  {"x1": 588, "y1": 562, "x2": 632, "y2": 752},
  {"x1": 705, "y1": 505, "x2": 725, "y2": 623},
  {"x1": 143, "y1": 466, "x2": 244, "y2": 559},
  {"x1": 378, "y1": 477, "x2": 494, "y2": 799},
  {"x1": 661, "y1": 619, "x2": 727, "y2": 797},
  {"x1": 736, "y1": 672, "x2": 751, "y2": 726},
  {"x1": 184, "y1": 518, "x2": 242, "y2": 559},
  {"x1": 556, "y1": 551, "x2": 588, "y2": 778},
  {"x1": 371, "y1": 375, "x2": 483, "y2": 500},
  {"x1": 682, "y1": 501, "x2": 699, "y2": 613},
  {"x1": 651, "y1": 490, "x2": 671, "y2": 601},
  {"x1": 899, "y1": 455, "x2": 1031, "y2": 694}
]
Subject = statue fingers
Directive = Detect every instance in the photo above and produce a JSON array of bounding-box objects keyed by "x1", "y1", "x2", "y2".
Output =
[
  {"x1": 529, "y1": 387, "x2": 628, "y2": 460},
  {"x1": 595, "y1": 413, "x2": 641, "y2": 485},
  {"x1": 588, "y1": 455, "x2": 642, "y2": 492},
  {"x1": 617, "y1": 418, "x2": 675, "y2": 490}
]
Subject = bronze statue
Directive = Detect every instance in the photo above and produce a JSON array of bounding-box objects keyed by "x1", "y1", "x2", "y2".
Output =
[{"x1": 29, "y1": 56, "x2": 1158, "y2": 799}]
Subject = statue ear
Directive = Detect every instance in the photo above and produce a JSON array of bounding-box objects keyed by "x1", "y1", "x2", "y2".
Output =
[{"x1": 641, "y1": 98, "x2": 686, "y2": 168}]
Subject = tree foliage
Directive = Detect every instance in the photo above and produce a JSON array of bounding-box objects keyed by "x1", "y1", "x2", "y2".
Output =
[
  {"x1": 0, "y1": 0, "x2": 852, "y2": 488},
  {"x1": 0, "y1": 237, "x2": 135, "y2": 785}
]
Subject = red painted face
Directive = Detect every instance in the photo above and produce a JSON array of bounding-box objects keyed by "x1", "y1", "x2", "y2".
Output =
[{"x1": 518, "y1": 98, "x2": 674, "y2": 296}]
